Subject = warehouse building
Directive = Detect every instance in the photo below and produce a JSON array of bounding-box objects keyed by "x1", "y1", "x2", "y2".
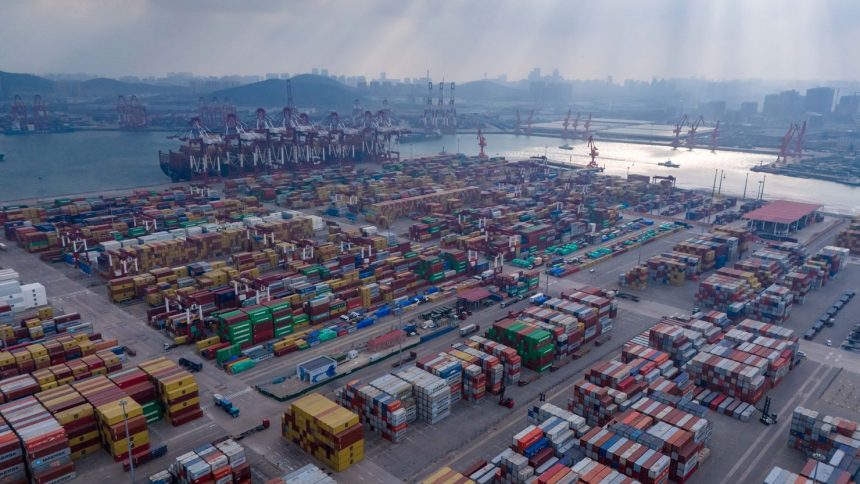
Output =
[{"x1": 743, "y1": 200, "x2": 821, "y2": 236}]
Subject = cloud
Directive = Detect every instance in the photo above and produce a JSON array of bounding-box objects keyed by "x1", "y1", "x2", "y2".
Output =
[{"x1": 1, "y1": 0, "x2": 858, "y2": 81}]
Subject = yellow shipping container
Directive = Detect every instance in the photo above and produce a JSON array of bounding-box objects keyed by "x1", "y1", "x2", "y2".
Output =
[
  {"x1": 167, "y1": 397, "x2": 199, "y2": 414},
  {"x1": 68, "y1": 430, "x2": 100, "y2": 447},
  {"x1": 164, "y1": 382, "x2": 198, "y2": 401},
  {"x1": 106, "y1": 430, "x2": 150, "y2": 456},
  {"x1": 97, "y1": 400, "x2": 143, "y2": 426},
  {"x1": 195, "y1": 336, "x2": 221, "y2": 351},
  {"x1": 54, "y1": 403, "x2": 94, "y2": 425}
]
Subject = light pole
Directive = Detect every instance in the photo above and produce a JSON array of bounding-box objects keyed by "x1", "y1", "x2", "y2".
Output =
[
  {"x1": 120, "y1": 399, "x2": 135, "y2": 484},
  {"x1": 742, "y1": 172, "x2": 749, "y2": 200}
]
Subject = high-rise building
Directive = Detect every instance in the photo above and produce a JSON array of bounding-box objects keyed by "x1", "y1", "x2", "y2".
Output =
[
  {"x1": 528, "y1": 67, "x2": 541, "y2": 82},
  {"x1": 740, "y1": 101, "x2": 758, "y2": 115},
  {"x1": 804, "y1": 87, "x2": 835, "y2": 114},
  {"x1": 834, "y1": 95, "x2": 860, "y2": 116}
]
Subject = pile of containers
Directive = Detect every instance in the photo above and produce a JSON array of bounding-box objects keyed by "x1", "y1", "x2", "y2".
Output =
[
  {"x1": 282, "y1": 393, "x2": 364, "y2": 472},
  {"x1": 788, "y1": 407, "x2": 860, "y2": 460},
  {"x1": 417, "y1": 353, "x2": 463, "y2": 406},
  {"x1": 35, "y1": 384, "x2": 101, "y2": 461},
  {"x1": 618, "y1": 265, "x2": 648, "y2": 289},
  {"x1": 393, "y1": 366, "x2": 451, "y2": 424},
  {"x1": 750, "y1": 284, "x2": 793, "y2": 325},
  {"x1": 568, "y1": 380, "x2": 617, "y2": 426},
  {"x1": 369, "y1": 374, "x2": 416, "y2": 424},
  {"x1": 466, "y1": 336, "x2": 522, "y2": 385},
  {"x1": 0, "y1": 396, "x2": 76, "y2": 483},
  {"x1": 269, "y1": 463, "x2": 336, "y2": 484},
  {"x1": 579, "y1": 427, "x2": 671, "y2": 484},
  {"x1": 646, "y1": 256, "x2": 687, "y2": 286},
  {"x1": 486, "y1": 319, "x2": 555, "y2": 372},
  {"x1": 72, "y1": 375, "x2": 151, "y2": 462},
  {"x1": 648, "y1": 323, "x2": 698, "y2": 367},
  {"x1": 337, "y1": 380, "x2": 409, "y2": 443},
  {"x1": 450, "y1": 343, "x2": 502, "y2": 395},
  {"x1": 170, "y1": 438, "x2": 251, "y2": 484},
  {"x1": 138, "y1": 357, "x2": 203, "y2": 426}
]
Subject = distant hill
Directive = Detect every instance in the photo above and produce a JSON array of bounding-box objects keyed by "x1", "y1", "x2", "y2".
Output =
[
  {"x1": 0, "y1": 70, "x2": 186, "y2": 101},
  {"x1": 0, "y1": 71, "x2": 56, "y2": 99},
  {"x1": 210, "y1": 75, "x2": 361, "y2": 110},
  {"x1": 458, "y1": 80, "x2": 526, "y2": 103}
]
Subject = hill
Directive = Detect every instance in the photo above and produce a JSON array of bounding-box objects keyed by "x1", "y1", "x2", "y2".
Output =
[
  {"x1": 458, "y1": 80, "x2": 526, "y2": 103},
  {"x1": 0, "y1": 70, "x2": 186, "y2": 101},
  {"x1": 210, "y1": 75, "x2": 361, "y2": 109},
  {"x1": 0, "y1": 71, "x2": 56, "y2": 99}
]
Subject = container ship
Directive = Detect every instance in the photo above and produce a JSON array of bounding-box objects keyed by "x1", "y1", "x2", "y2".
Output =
[{"x1": 159, "y1": 107, "x2": 409, "y2": 182}]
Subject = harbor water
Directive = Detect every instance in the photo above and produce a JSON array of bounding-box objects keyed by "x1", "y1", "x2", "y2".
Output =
[{"x1": 0, "y1": 131, "x2": 857, "y2": 215}]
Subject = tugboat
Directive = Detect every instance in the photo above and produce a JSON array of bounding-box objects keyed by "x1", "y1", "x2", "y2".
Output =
[
  {"x1": 558, "y1": 143, "x2": 574, "y2": 150},
  {"x1": 658, "y1": 159, "x2": 680, "y2": 168}
]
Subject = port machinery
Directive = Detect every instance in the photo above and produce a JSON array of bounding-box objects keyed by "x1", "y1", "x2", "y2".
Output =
[{"x1": 159, "y1": 95, "x2": 409, "y2": 182}]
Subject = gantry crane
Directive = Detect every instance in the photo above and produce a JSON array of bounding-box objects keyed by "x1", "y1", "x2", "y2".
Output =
[
  {"x1": 794, "y1": 120, "x2": 806, "y2": 159},
  {"x1": 586, "y1": 135, "x2": 599, "y2": 169},
  {"x1": 515, "y1": 109, "x2": 522, "y2": 135},
  {"x1": 477, "y1": 128, "x2": 487, "y2": 158},
  {"x1": 671, "y1": 114, "x2": 688, "y2": 150},
  {"x1": 686, "y1": 116, "x2": 704, "y2": 150},
  {"x1": 527, "y1": 110, "x2": 534, "y2": 136},
  {"x1": 572, "y1": 112, "x2": 581, "y2": 137},
  {"x1": 776, "y1": 123, "x2": 799, "y2": 163},
  {"x1": 583, "y1": 112, "x2": 592, "y2": 136}
]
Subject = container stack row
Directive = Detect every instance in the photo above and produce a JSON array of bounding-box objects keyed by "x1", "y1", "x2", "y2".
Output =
[
  {"x1": 465, "y1": 336, "x2": 522, "y2": 385},
  {"x1": 282, "y1": 393, "x2": 364, "y2": 472},
  {"x1": 139, "y1": 357, "x2": 203, "y2": 427},
  {"x1": 393, "y1": 366, "x2": 452, "y2": 424},
  {"x1": 337, "y1": 380, "x2": 409, "y2": 443}
]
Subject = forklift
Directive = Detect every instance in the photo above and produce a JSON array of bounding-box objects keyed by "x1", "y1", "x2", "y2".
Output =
[
  {"x1": 759, "y1": 396, "x2": 778, "y2": 425},
  {"x1": 498, "y1": 385, "x2": 514, "y2": 408}
]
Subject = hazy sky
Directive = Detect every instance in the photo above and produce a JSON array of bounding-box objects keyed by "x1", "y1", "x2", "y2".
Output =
[{"x1": 2, "y1": 0, "x2": 859, "y2": 81}]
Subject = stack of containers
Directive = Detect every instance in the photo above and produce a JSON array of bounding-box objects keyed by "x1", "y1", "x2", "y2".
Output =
[
  {"x1": 337, "y1": 380, "x2": 408, "y2": 443},
  {"x1": 466, "y1": 336, "x2": 521, "y2": 385},
  {"x1": 568, "y1": 380, "x2": 617, "y2": 426},
  {"x1": 685, "y1": 347, "x2": 767, "y2": 404},
  {"x1": 216, "y1": 310, "x2": 252, "y2": 348},
  {"x1": 751, "y1": 284, "x2": 794, "y2": 325},
  {"x1": 619, "y1": 265, "x2": 648, "y2": 289},
  {"x1": 421, "y1": 466, "x2": 474, "y2": 484},
  {"x1": 779, "y1": 271, "x2": 813, "y2": 304},
  {"x1": 394, "y1": 366, "x2": 451, "y2": 424},
  {"x1": 72, "y1": 376, "x2": 150, "y2": 462},
  {"x1": 788, "y1": 407, "x2": 860, "y2": 459},
  {"x1": 34, "y1": 385, "x2": 100, "y2": 461},
  {"x1": 369, "y1": 374, "x2": 416, "y2": 424},
  {"x1": 417, "y1": 354, "x2": 463, "y2": 405},
  {"x1": 646, "y1": 256, "x2": 687, "y2": 286},
  {"x1": 457, "y1": 364, "x2": 486, "y2": 403},
  {"x1": 736, "y1": 319, "x2": 798, "y2": 347},
  {"x1": 648, "y1": 323, "x2": 697, "y2": 367},
  {"x1": 281, "y1": 393, "x2": 364, "y2": 471},
  {"x1": 527, "y1": 402, "x2": 589, "y2": 437},
  {"x1": 0, "y1": 396, "x2": 76, "y2": 483},
  {"x1": 578, "y1": 427, "x2": 671, "y2": 484},
  {"x1": 108, "y1": 367, "x2": 161, "y2": 423},
  {"x1": 214, "y1": 439, "x2": 251, "y2": 483},
  {"x1": 585, "y1": 360, "x2": 648, "y2": 402},
  {"x1": 138, "y1": 357, "x2": 202, "y2": 426},
  {"x1": 243, "y1": 305, "x2": 274, "y2": 344},
  {"x1": 264, "y1": 299, "x2": 294, "y2": 339},
  {"x1": 486, "y1": 320, "x2": 555, "y2": 372},
  {"x1": 0, "y1": 414, "x2": 25, "y2": 483},
  {"x1": 695, "y1": 272, "x2": 756, "y2": 315},
  {"x1": 271, "y1": 464, "x2": 336, "y2": 484},
  {"x1": 450, "y1": 343, "x2": 502, "y2": 394}
]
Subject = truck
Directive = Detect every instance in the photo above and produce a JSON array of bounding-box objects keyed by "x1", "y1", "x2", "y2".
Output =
[
  {"x1": 529, "y1": 293, "x2": 548, "y2": 305},
  {"x1": 178, "y1": 357, "x2": 203, "y2": 372},
  {"x1": 459, "y1": 323, "x2": 480, "y2": 337},
  {"x1": 213, "y1": 394, "x2": 240, "y2": 418}
]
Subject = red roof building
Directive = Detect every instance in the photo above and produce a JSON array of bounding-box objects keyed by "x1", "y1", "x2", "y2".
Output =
[{"x1": 742, "y1": 200, "x2": 821, "y2": 235}]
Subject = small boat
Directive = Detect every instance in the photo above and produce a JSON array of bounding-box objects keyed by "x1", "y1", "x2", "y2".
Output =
[
  {"x1": 658, "y1": 159, "x2": 679, "y2": 168},
  {"x1": 558, "y1": 143, "x2": 574, "y2": 150}
]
